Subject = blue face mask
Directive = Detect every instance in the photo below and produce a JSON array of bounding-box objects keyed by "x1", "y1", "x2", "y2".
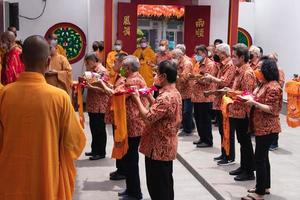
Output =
[{"x1": 195, "y1": 55, "x2": 203, "y2": 62}]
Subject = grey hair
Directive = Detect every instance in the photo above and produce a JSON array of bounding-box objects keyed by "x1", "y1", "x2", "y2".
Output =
[
  {"x1": 175, "y1": 44, "x2": 186, "y2": 54},
  {"x1": 216, "y1": 43, "x2": 231, "y2": 57},
  {"x1": 269, "y1": 52, "x2": 278, "y2": 62},
  {"x1": 171, "y1": 48, "x2": 184, "y2": 57},
  {"x1": 123, "y1": 55, "x2": 140, "y2": 72},
  {"x1": 249, "y1": 45, "x2": 260, "y2": 56}
]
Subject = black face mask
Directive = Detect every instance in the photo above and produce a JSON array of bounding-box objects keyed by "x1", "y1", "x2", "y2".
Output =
[
  {"x1": 213, "y1": 54, "x2": 221, "y2": 63},
  {"x1": 249, "y1": 54, "x2": 254, "y2": 60},
  {"x1": 99, "y1": 46, "x2": 104, "y2": 51}
]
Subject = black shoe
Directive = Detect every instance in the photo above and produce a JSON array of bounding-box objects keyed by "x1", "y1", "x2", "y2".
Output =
[
  {"x1": 109, "y1": 170, "x2": 119, "y2": 177},
  {"x1": 85, "y1": 152, "x2": 93, "y2": 156},
  {"x1": 217, "y1": 159, "x2": 235, "y2": 166},
  {"x1": 193, "y1": 139, "x2": 202, "y2": 145},
  {"x1": 110, "y1": 172, "x2": 126, "y2": 181},
  {"x1": 229, "y1": 167, "x2": 244, "y2": 176},
  {"x1": 118, "y1": 189, "x2": 129, "y2": 196},
  {"x1": 234, "y1": 172, "x2": 255, "y2": 181},
  {"x1": 196, "y1": 143, "x2": 213, "y2": 148},
  {"x1": 120, "y1": 195, "x2": 142, "y2": 200},
  {"x1": 89, "y1": 155, "x2": 105, "y2": 160},
  {"x1": 213, "y1": 155, "x2": 224, "y2": 161}
]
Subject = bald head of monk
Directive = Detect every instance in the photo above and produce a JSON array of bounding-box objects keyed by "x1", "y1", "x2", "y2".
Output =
[
  {"x1": 0, "y1": 31, "x2": 16, "y2": 52},
  {"x1": 20, "y1": 35, "x2": 50, "y2": 74}
]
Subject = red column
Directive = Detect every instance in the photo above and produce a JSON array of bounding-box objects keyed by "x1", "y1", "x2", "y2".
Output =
[
  {"x1": 104, "y1": 0, "x2": 113, "y2": 57},
  {"x1": 227, "y1": 0, "x2": 239, "y2": 46}
]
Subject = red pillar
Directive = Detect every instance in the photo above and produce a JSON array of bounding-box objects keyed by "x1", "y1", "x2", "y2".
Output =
[
  {"x1": 104, "y1": 0, "x2": 113, "y2": 56},
  {"x1": 227, "y1": 0, "x2": 239, "y2": 46}
]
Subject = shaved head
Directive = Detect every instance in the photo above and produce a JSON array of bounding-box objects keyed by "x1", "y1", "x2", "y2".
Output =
[
  {"x1": 0, "y1": 31, "x2": 16, "y2": 51},
  {"x1": 21, "y1": 35, "x2": 50, "y2": 73}
]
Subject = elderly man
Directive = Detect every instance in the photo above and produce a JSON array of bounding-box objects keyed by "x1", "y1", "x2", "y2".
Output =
[
  {"x1": 133, "y1": 60, "x2": 182, "y2": 200},
  {"x1": 249, "y1": 45, "x2": 261, "y2": 70},
  {"x1": 203, "y1": 43, "x2": 237, "y2": 165},
  {"x1": 0, "y1": 35, "x2": 85, "y2": 200},
  {"x1": 106, "y1": 40, "x2": 127, "y2": 79},
  {"x1": 133, "y1": 38, "x2": 156, "y2": 87},
  {"x1": 156, "y1": 39, "x2": 172, "y2": 65},
  {"x1": 228, "y1": 44, "x2": 256, "y2": 181},
  {"x1": 99, "y1": 55, "x2": 147, "y2": 200},
  {"x1": 172, "y1": 48, "x2": 194, "y2": 136},
  {"x1": 175, "y1": 44, "x2": 192, "y2": 62},
  {"x1": 191, "y1": 45, "x2": 217, "y2": 147},
  {"x1": 0, "y1": 31, "x2": 24, "y2": 85}
]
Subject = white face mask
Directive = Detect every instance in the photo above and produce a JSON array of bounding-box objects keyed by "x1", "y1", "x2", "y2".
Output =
[
  {"x1": 115, "y1": 45, "x2": 122, "y2": 51},
  {"x1": 51, "y1": 39, "x2": 58, "y2": 46},
  {"x1": 208, "y1": 51, "x2": 212, "y2": 57},
  {"x1": 140, "y1": 42, "x2": 147, "y2": 48},
  {"x1": 159, "y1": 45, "x2": 166, "y2": 52}
]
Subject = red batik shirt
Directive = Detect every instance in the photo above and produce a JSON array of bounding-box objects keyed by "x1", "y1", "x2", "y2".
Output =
[
  {"x1": 228, "y1": 64, "x2": 256, "y2": 118},
  {"x1": 1, "y1": 46, "x2": 24, "y2": 85},
  {"x1": 213, "y1": 57, "x2": 236, "y2": 110},
  {"x1": 139, "y1": 84, "x2": 182, "y2": 161}
]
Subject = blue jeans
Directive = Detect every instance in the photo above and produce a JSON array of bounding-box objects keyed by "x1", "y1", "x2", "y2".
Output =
[{"x1": 182, "y1": 99, "x2": 195, "y2": 133}]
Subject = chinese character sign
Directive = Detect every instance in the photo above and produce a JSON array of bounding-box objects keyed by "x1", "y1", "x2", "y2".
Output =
[
  {"x1": 195, "y1": 18, "x2": 205, "y2": 38},
  {"x1": 123, "y1": 16, "x2": 131, "y2": 36}
]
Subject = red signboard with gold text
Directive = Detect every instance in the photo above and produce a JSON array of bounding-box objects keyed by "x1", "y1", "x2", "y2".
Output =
[
  {"x1": 117, "y1": 3, "x2": 138, "y2": 54},
  {"x1": 184, "y1": 6, "x2": 211, "y2": 56}
]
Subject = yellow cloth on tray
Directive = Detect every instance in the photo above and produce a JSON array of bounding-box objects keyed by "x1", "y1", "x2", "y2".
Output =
[{"x1": 220, "y1": 95, "x2": 234, "y2": 156}]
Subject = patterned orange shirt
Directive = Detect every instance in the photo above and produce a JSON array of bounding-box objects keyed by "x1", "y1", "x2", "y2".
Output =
[
  {"x1": 176, "y1": 56, "x2": 193, "y2": 99},
  {"x1": 213, "y1": 57, "x2": 237, "y2": 110},
  {"x1": 249, "y1": 60, "x2": 259, "y2": 70},
  {"x1": 251, "y1": 81, "x2": 282, "y2": 136},
  {"x1": 191, "y1": 57, "x2": 218, "y2": 103},
  {"x1": 156, "y1": 51, "x2": 172, "y2": 65},
  {"x1": 125, "y1": 72, "x2": 148, "y2": 137},
  {"x1": 86, "y1": 65, "x2": 110, "y2": 114},
  {"x1": 139, "y1": 84, "x2": 182, "y2": 161},
  {"x1": 228, "y1": 64, "x2": 256, "y2": 118}
]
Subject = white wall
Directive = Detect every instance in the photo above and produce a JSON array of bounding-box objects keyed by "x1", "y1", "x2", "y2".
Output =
[
  {"x1": 254, "y1": 0, "x2": 300, "y2": 100},
  {"x1": 5, "y1": 0, "x2": 89, "y2": 79},
  {"x1": 238, "y1": 2, "x2": 255, "y2": 42},
  {"x1": 198, "y1": 0, "x2": 229, "y2": 45}
]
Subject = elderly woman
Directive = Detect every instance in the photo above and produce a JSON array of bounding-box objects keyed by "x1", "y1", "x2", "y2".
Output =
[
  {"x1": 241, "y1": 58, "x2": 283, "y2": 200},
  {"x1": 249, "y1": 45, "x2": 261, "y2": 70}
]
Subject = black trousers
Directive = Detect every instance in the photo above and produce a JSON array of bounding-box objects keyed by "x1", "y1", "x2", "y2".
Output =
[
  {"x1": 255, "y1": 133, "x2": 278, "y2": 195},
  {"x1": 230, "y1": 117, "x2": 254, "y2": 173},
  {"x1": 194, "y1": 102, "x2": 213, "y2": 145},
  {"x1": 123, "y1": 137, "x2": 142, "y2": 198},
  {"x1": 112, "y1": 125, "x2": 125, "y2": 175},
  {"x1": 88, "y1": 112, "x2": 107, "y2": 156},
  {"x1": 145, "y1": 157, "x2": 174, "y2": 200},
  {"x1": 216, "y1": 110, "x2": 235, "y2": 160}
]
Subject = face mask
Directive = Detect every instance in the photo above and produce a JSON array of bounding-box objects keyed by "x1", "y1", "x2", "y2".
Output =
[
  {"x1": 213, "y1": 54, "x2": 221, "y2": 63},
  {"x1": 51, "y1": 39, "x2": 58, "y2": 46},
  {"x1": 250, "y1": 54, "x2": 254, "y2": 60},
  {"x1": 115, "y1": 45, "x2": 122, "y2": 51},
  {"x1": 195, "y1": 55, "x2": 203, "y2": 62},
  {"x1": 119, "y1": 67, "x2": 126, "y2": 77},
  {"x1": 254, "y1": 69, "x2": 265, "y2": 83},
  {"x1": 159, "y1": 45, "x2": 166, "y2": 52},
  {"x1": 208, "y1": 51, "x2": 212, "y2": 57},
  {"x1": 154, "y1": 74, "x2": 163, "y2": 87},
  {"x1": 140, "y1": 42, "x2": 147, "y2": 48}
]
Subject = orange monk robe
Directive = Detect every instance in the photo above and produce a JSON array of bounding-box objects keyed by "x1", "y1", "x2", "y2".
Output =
[
  {"x1": 220, "y1": 95, "x2": 234, "y2": 156},
  {"x1": 0, "y1": 72, "x2": 86, "y2": 200},
  {"x1": 56, "y1": 44, "x2": 67, "y2": 58},
  {"x1": 46, "y1": 54, "x2": 73, "y2": 95},
  {"x1": 106, "y1": 50, "x2": 127, "y2": 78},
  {"x1": 285, "y1": 79, "x2": 300, "y2": 128},
  {"x1": 133, "y1": 47, "x2": 156, "y2": 87}
]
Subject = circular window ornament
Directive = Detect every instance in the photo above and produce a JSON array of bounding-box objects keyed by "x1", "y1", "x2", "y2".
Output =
[
  {"x1": 238, "y1": 27, "x2": 253, "y2": 47},
  {"x1": 45, "y1": 23, "x2": 86, "y2": 64}
]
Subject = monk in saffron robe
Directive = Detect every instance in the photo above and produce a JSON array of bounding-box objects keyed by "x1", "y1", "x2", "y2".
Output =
[
  {"x1": 0, "y1": 35, "x2": 86, "y2": 200},
  {"x1": 46, "y1": 45, "x2": 73, "y2": 95},
  {"x1": 47, "y1": 33, "x2": 67, "y2": 58},
  {"x1": 133, "y1": 38, "x2": 156, "y2": 87},
  {"x1": 106, "y1": 40, "x2": 127, "y2": 79},
  {"x1": 0, "y1": 31, "x2": 25, "y2": 85}
]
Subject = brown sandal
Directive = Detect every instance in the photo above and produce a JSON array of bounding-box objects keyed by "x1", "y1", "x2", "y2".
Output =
[{"x1": 247, "y1": 188, "x2": 270, "y2": 195}]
